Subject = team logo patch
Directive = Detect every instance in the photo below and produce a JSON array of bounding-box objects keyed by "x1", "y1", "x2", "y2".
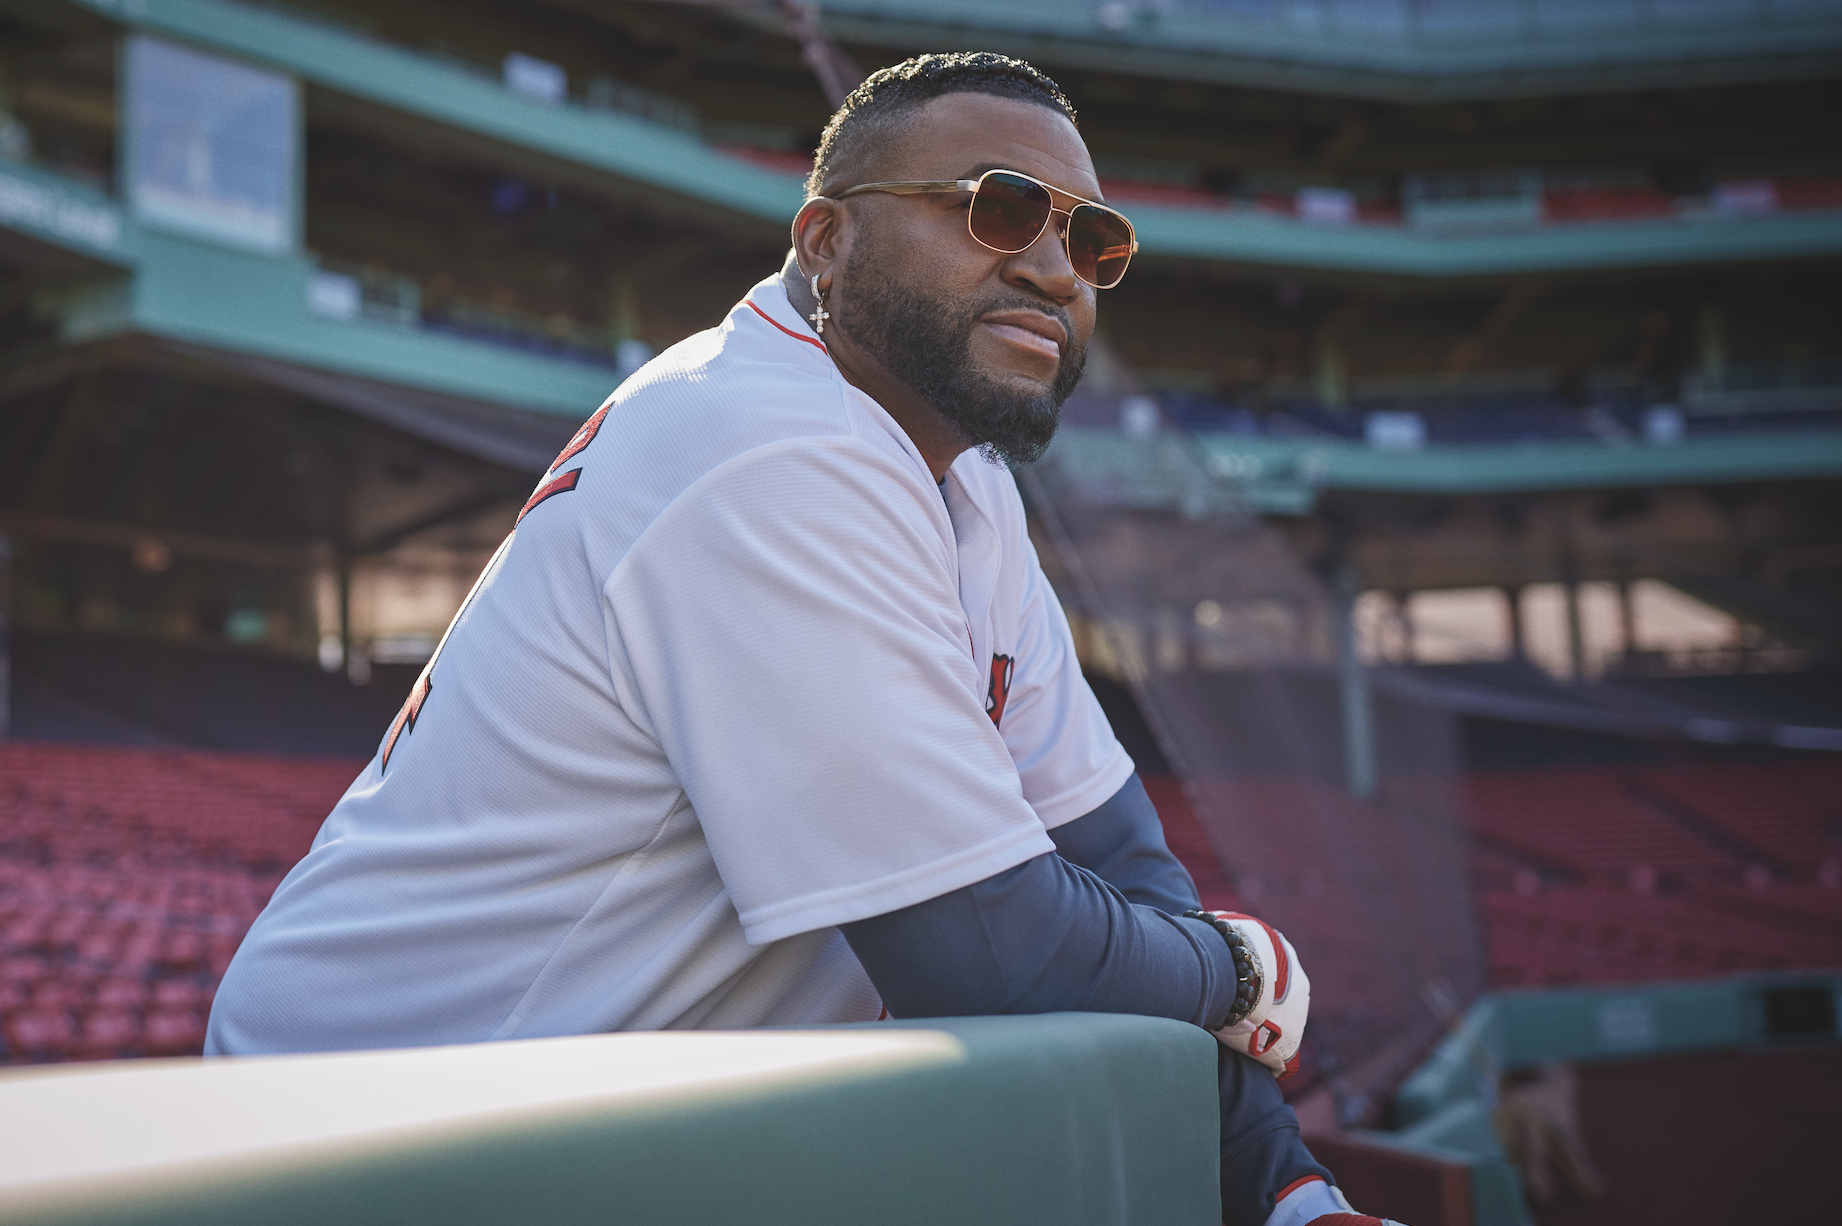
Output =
[{"x1": 985, "y1": 653, "x2": 1014, "y2": 728}]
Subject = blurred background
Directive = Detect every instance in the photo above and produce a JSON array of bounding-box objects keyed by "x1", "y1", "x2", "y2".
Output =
[{"x1": 0, "y1": 1, "x2": 1838, "y2": 1222}]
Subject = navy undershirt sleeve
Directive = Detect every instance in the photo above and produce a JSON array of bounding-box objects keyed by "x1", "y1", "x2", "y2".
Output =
[
  {"x1": 839, "y1": 776, "x2": 1236, "y2": 1028},
  {"x1": 1047, "y1": 772, "x2": 1200, "y2": 914}
]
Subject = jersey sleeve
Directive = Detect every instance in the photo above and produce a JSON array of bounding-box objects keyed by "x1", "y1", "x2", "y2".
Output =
[
  {"x1": 996, "y1": 528, "x2": 1136, "y2": 830},
  {"x1": 604, "y1": 439, "x2": 1056, "y2": 946}
]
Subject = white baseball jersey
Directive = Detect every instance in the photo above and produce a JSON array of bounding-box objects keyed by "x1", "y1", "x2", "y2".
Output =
[{"x1": 206, "y1": 273, "x2": 1132, "y2": 1055}]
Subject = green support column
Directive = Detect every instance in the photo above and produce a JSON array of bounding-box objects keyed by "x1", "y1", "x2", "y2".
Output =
[{"x1": 1335, "y1": 560, "x2": 1377, "y2": 800}]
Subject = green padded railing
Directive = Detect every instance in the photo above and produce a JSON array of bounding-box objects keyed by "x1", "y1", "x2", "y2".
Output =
[{"x1": 0, "y1": 1013, "x2": 1221, "y2": 1226}]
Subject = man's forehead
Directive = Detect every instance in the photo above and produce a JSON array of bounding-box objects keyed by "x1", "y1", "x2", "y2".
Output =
[{"x1": 880, "y1": 93, "x2": 1098, "y2": 199}]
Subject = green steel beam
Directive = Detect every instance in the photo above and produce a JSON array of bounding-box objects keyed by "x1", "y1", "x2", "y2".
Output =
[
  {"x1": 1194, "y1": 430, "x2": 1842, "y2": 502},
  {"x1": 0, "y1": 160, "x2": 612, "y2": 417},
  {"x1": 69, "y1": 0, "x2": 807, "y2": 229},
  {"x1": 1045, "y1": 425, "x2": 1842, "y2": 517},
  {"x1": 123, "y1": 231, "x2": 615, "y2": 416},
  {"x1": 1129, "y1": 204, "x2": 1842, "y2": 279},
  {"x1": 820, "y1": 0, "x2": 1842, "y2": 102},
  {"x1": 37, "y1": 218, "x2": 616, "y2": 418}
]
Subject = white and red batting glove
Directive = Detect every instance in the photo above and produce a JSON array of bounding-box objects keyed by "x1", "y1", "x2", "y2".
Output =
[{"x1": 1189, "y1": 910, "x2": 1311, "y2": 1081}]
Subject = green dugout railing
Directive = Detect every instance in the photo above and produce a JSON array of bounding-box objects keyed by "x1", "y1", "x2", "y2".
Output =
[{"x1": 0, "y1": 1013, "x2": 1221, "y2": 1226}]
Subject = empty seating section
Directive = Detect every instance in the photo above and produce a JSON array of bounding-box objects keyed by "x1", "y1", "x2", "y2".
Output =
[
  {"x1": 0, "y1": 743, "x2": 358, "y2": 1064},
  {"x1": 1137, "y1": 761, "x2": 1842, "y2": 994},
  {"x1": 1467, "y1": 772, "x2": 1737, "y2": 890},
  {"x1": 1629, "y1": 761, "x2": 1842, "y2": 875},
  {"x1": 4, "y1": 743, "x2": 1837, "y2": 1066},
  {"x1": 1463, "y1": 763, "x2": 1842, "y2": 988}
]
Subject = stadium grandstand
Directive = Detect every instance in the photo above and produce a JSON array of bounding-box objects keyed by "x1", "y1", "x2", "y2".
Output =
[{"x1": 1, "y1": 0, "x2": 1839, "y2": 1223}]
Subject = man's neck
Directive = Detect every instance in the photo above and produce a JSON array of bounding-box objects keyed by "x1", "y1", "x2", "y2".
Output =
[{"x1": 780, "y1": 255, "x2": 967, "y2": 482}]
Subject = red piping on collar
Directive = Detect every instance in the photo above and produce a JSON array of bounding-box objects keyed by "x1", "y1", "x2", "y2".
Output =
[{"x1": 745, "y1": 300, "x2": 828, "y2": 354}]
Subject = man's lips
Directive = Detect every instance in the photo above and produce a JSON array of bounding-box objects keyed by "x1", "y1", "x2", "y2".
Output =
[{"x1": 980, "y1": 311, "x2": 1066, "y2": 359}]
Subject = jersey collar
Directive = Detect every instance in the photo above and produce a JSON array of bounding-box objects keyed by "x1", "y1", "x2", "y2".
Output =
[
  {"x1": 740, "y1": 276, "x2": 830, "y2": 360},
  {"x1": 737, "y1": 274, "x2": 948, "y2": 490}
]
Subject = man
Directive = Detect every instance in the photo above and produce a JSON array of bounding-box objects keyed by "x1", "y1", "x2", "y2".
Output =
[{"x1": 208, "y1": 52, "x2": 1401, "y2": 1226}]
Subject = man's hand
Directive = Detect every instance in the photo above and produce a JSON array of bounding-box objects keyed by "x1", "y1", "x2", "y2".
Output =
[{"x1": 1197, "y1": 911, "x2": 1310, "y2": 1080}]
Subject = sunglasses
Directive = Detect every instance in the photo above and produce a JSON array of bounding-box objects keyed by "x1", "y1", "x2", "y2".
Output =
[{"x1": 830, "y1": 169, "x2": 1139, "y2": 290}]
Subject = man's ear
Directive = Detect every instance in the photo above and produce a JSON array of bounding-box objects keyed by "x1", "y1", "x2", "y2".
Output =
[{"x1": 792, "y1": 198, "x2": 847, "y2": 286}]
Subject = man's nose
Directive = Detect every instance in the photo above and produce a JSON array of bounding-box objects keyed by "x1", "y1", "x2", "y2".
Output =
[{"x1": 1006, "y1": 216, "x2": 1081, "y2": 302}]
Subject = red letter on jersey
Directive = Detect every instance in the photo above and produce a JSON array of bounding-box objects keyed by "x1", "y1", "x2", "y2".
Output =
[
  {"x1": 380, "y1": 670, "x2": 431, "y2": 772},
  {"x1": 548, "y1": 396, "x2": 613, "y2": 473},
  {"x1": 517, "y1": 467, "x2": 581, "y2": 523},
  {"x1": 985, "y1": 653, "x2": 1014, "y2": 728}
]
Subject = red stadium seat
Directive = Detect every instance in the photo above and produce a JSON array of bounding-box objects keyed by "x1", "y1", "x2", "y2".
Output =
[
  {"x1": 143, "y1": 1010, "x2": 207, "y2": 1057},
  {"x1": 75, "y1": 1008, "x2": 141, "y2": 1060},
  {"x1": 0, "y1": 956, "x2": 47, "y2": 986},
  {"x1": 5, "y1": 1008, "x2": 78, "y2": 1059},
  {"x1": 0, "y1": 742, "x2": 359, "y2": 1064},
  {"x1": 151, "y1": 979, "x2": 204, "y2": 1010},
  {"x1": 93, "y1": 977, "x2": 150, "y2": 1009},
  {"x1": 29, "y1": 980, "x2": 86, "y2": 1011}
]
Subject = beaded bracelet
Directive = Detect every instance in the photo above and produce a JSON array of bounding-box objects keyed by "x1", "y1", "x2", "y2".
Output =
[{"x1": 1183, "y1": 909, "x2": 1264, "y2": 1030}]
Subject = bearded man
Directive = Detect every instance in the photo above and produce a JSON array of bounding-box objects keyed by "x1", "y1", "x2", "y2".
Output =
[{"x1": 208, "y1": 52, "x2": 1401, "y2": 1226}]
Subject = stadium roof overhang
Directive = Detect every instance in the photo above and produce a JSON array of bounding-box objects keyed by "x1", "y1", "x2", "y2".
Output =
[
  {"x1": 0, "y1": 333, "x2": 576, "y2": 484},
  {"x1": 0, "y1": 332, "x2": 572, "y2": 587}
]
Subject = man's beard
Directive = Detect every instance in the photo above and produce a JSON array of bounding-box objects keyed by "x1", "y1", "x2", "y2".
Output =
[{"x1": 836, "y1": 246, "x2": 1087, "y2": 467}]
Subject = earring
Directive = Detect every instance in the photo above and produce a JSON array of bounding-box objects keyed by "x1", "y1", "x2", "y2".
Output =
[{"x1": 808, "y1": 271, "x2": 831, "y2": 336}]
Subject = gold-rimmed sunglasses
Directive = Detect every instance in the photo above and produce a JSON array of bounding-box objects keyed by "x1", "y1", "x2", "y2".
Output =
[{"x1": 829, "y1": 169, "x2": 1139, "y2": 290}]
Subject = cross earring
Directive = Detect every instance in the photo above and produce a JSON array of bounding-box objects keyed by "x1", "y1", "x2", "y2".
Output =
[{"x1": 808, "y1": 272, "x2": 830, "y2": 336}]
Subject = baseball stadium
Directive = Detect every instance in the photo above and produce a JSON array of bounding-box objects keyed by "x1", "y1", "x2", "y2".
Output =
[{"x1": 1, "y1": 1, "x2": 1839, "y2": 1223}]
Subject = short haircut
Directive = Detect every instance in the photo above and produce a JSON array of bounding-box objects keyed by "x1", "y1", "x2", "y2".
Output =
[{"x1": 805, "y1": 52, "x2": 1078, "y2": 198}]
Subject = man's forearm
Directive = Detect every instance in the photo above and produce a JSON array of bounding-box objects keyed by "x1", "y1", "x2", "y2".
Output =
[{"x1": 839, "y1": 849, "x2": 1239, "y2": 1026}]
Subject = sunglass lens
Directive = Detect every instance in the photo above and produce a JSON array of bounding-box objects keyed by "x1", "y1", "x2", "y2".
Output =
[
  {"x1": 1069, "y1": 205, "x2": 1135, "y2": 289},
  {"x1": 969, "y1": 172, "x2": 1053, "y2": 253}
]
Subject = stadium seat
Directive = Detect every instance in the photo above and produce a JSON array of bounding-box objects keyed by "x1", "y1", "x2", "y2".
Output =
[
  {"x1": 1141, "y1": 760, "x2": 1842, "y2": 994},
  {"x1": 93, "y1": 977, "x2": 150, "y2": 1008},
  {"x1": 5, "y1": 1008, "x2": 78, "y2": 1059},
  {"x1": 143, "y1": 1010, "x2": 208, "y2": 1057},
  {"x1": 76, "y1": 1008, "x2": 141, "y2": 1060},
  {"x1": 0, "y1": 742, "x2": 357, "y2": 1065}
]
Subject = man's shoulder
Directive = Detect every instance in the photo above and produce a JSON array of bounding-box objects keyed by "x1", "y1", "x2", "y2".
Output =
[
  {"x1": 609, "y1": 299, "x2": 859, "y2": 454},
  {"x1": 627, "y1": 313, "x2": 834, "y2": 412},
  {"x1": 580, "y1": 288, "x2": 935, "y2": 507}
]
